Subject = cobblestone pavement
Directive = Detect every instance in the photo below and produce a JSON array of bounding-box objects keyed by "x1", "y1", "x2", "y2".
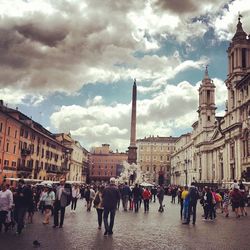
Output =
[{"x1": 0, "y1": 196, "x2": 249, "y2": 250}]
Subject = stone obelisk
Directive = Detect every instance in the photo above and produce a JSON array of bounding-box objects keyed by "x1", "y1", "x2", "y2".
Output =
[{"x1": 128, "y1": 79, "x2": 137, "y2": 164}]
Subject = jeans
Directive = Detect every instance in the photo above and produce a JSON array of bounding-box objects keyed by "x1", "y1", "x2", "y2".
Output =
[
  {"x1": 180, "y1": 199, "x2": 183, "y2": 219},
  {"x1": 187, "y1": 201, "x2": 197, "y2": 224},
  {"x1": 183, "y1": 204, "x2": 189, "y2": 220},
  {"x1": 153, "y1": 194, "x2": 156, "y2": 202},
  {"x1": 96, "y1": 208, "x2": 104, "y2": 227},
  {"x1": 171, "y1": 196, "x2": 176, "y2": 203},
  {"x1": 144, "y1": 199, "x2": 149, "y2": 212},
  {"x1": 134, "y1": 199, "x2": 139, "y2": 212},
  {"x1": 71, "y1": 198, "x2": 78, "y2": 210},
  {"x1": 87, "y1": 199, "x2": 93, "y2": 211},
  {"x1": 53, "y1": 200, "x2": 65, "y2": 226},
  {"x1": 158, "y1": 199, "x2": 164, "y2": 212},
  {"x1": 122, "y1": 196, "x2": 129, "y2": 211},
  {"x1": 0, "y1": 211, "x2": 8, "y2": 232},
  {"x1": 103, "y1": 208, "x2": 116, "y2": 233},
  {"x1": 204, "y1": 204, "x2": 213, "y2": 219},
  {"x1": 14, "y1": 207, "x2": 27, "y2": 234}
]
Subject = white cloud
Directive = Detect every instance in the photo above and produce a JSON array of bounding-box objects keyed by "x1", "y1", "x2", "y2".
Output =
[
  {"x1": 86, "y1": 96, "x2": 104, "y2": 106},
  {"x1": 212, "y1": 0, "x2": 250, "y2": 41},
  {"x1": 50, "y1": 75, "x2": 226, "y2": 151},
  {"x1": 0, "y1": 87, "x2": 45, "y2": 106}
]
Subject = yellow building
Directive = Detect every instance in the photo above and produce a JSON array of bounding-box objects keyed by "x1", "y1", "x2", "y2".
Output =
[{"x1": 137, "y1": 136, "x2": 178, "y2": 184}]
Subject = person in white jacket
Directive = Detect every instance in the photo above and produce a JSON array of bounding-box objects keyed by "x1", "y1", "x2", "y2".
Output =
[
  {"x1": 0, "y1": 183, "x2": 13, "y2": 232},
  {"x1": 39, "y1": 184, "x2": 55, "y2": 225}
]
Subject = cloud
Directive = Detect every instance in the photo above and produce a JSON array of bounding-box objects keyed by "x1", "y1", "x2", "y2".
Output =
[
  {"x1": 211, "y1": 0, "x2": 250, "y2": 41},
  {"x1": 86, "y1": 96, "x2": 104, "y2": 106},
  {"x1": 0, "y1": 0, "x2": 233, "y2": 100},
  {"x1": 0, "y1": 87, "x2": 45, "y2": 106},
  {"x1": 50, "y1": 76, "x2": 226, "y2": 151},
  {"x1": 153, "y1": 0, "x2": 228, "y2": 15}
]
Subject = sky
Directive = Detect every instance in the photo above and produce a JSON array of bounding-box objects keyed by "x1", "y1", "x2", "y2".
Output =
[{"x1": 1, "y1": 0, "x2": 250, "y2": 152}]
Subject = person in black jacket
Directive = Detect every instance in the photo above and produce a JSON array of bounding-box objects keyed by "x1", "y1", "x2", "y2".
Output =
[
  {"x1": 13, "y1": 179, "x2": 33, "y2": 234},
  {"x1": 151, "y1": 186, "x2": 157, "y2": 202},
  {"x1": 183, "y1": 182, "x2": 199, "y2": 225},
  {"x1": 203, "y1": 186, "x2": 214, "y2": 221},
  {"x1": 103, "y1": 178, "x2": 120, "y2": 236},
  {"x1": 132, "y1": 184, "x2": 141, "y2": 212}
]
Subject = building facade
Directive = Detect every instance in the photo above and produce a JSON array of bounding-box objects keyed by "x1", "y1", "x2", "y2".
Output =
[
  {"x1": 137, "y1": 136, "x2": 178, "y2": 184},
  {"x1": 0, "y1": 104, "x2": 21, "y2": 182},
  {"x1": 171, "y1": 17, "x2": 250, "y2": 186},
  {"x1": 89, "y1": 144, "x2": 127, "y2": 181},
  {"x1": 55, "y1": 133, "x2": 87, "y2": 182},
  {"x1": 0, "y1": 103, "x2": 68, "y2": 182}
]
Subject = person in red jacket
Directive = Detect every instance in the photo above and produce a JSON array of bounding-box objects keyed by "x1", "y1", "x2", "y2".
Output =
[{"x1": 142, "y1": 188, "x2": 151, "y2": 213}]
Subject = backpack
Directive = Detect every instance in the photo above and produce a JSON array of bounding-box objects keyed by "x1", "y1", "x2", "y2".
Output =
[
  {"x1": 93, "y1": 193, "x2": 101, "y2": 207},
  {"x1": 189, "y1": 187, "x2": 199, "y2": 202}
]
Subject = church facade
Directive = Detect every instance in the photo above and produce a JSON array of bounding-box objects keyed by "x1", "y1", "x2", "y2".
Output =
[{"x1": 171, "y1": 17, "x2": 250, "y2": 186}]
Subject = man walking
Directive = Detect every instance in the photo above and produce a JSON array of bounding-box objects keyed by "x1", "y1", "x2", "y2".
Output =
[
  {"x1": 183, "y1": 182, "x2": 199, "y2": 225},
  {"x1": 53, "y1": 179, "x2": 71, "y2": 228},
  {"x1": 13, "y1": 179, "x2": 33, "y2": 234},
  {"x1": 121, "y1": 182, "x2": 131, "y2": 211},
  {"x1": 157, "y1": 185, "x2": 165, "y2": 212},
  {"x1": 132, "y1": 183, "x2": 141, "y2": 212},
  {"x1": 103, "y1": 178, "x2": 120, "y2": 236}
]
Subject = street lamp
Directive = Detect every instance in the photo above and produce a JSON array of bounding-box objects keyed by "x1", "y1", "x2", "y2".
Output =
[{"x1": 184, "y1": 159, "x2": 190, "y2": 186}]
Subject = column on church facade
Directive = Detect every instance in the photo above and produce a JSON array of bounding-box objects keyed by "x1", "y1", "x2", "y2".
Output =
[{"x1": 235, "y1": 137, "x2": 242, "y2": 179}]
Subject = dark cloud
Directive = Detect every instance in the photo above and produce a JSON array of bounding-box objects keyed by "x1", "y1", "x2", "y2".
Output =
[
  {"x1": 153, "y1": 0, "x2": 228, "y2": 15},
  {"x1": 0, "y1": 0, "x2": 141, "y2": 93},
  {"x1": 154, "y1": 0, "x2": 198, "y2": 14},
  {"x1": 16, "y1": 23, "x2": 68, "y2": 47}
]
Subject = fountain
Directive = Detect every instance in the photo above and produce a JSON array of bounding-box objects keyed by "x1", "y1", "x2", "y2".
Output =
[{"x1": 118, "y1": 161, "x2": 144, "y2": 185}]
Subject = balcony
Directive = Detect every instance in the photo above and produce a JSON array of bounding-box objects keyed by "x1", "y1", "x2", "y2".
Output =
[
  {"x1": 46, "y1": 168, "x2": 57, "y2": 174},
  {"x1": 17, "y1": 165, "x2": 32, "y2": 172},
  {"x1": 3, "y1": 166, "x2": 16, "y2": 171},
  {"x1": 46, "y1": 167, "x2": 66, "y2": 174},
  {"x1": 21, "y1": 149, "x2": 31, "y2": 157}
]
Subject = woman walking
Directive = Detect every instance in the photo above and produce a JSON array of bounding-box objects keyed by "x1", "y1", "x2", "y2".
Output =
[
  {"x1": 142, "y1": 188, "x2": 151, "y2": 213},
  {"x1": 71, "y1": 184, "x2": 80, "y2": 212},
  {"x1": 39, "y1": 184, "x2": 55, "y2": 225},
  {"x1": 0, "y1": 183, "x2": 13, "y2": 232},
  {"x1": 230, "y1": 185, "x2": 242, "y2": 218},
  {"x1": 94, "y1": 186, "x2": 104, "y2": 229}
]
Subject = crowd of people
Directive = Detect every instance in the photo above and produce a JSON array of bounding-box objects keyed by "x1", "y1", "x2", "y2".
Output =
[{"x1": 0, "y1": 178, "x2": 249, "y2": 237}]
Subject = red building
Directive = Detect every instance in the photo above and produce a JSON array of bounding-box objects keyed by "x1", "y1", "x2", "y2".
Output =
[{"x1": 89, "y1": 144, "x2": 127, "y2": 181}]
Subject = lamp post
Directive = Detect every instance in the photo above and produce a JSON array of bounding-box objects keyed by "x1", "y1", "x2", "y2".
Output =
[{"x1": 184, "y1": 159, "x2": 189, "y2": 186}]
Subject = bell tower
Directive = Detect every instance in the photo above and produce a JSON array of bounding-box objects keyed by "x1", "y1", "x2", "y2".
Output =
[
  {"x1": 198, "y1": 66, "x2": 216, "y2": 129},
  {"x1": 226, "y1": 15, "x2": 250, "y2": 113}
]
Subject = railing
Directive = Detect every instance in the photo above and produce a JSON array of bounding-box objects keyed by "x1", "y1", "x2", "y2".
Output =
[
  {"x1": 3, "y1": 166, "x2": 16, "y2": 171},
  {"x1": 17, "y1": 165, "x2": 32, "y2": 172}
]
